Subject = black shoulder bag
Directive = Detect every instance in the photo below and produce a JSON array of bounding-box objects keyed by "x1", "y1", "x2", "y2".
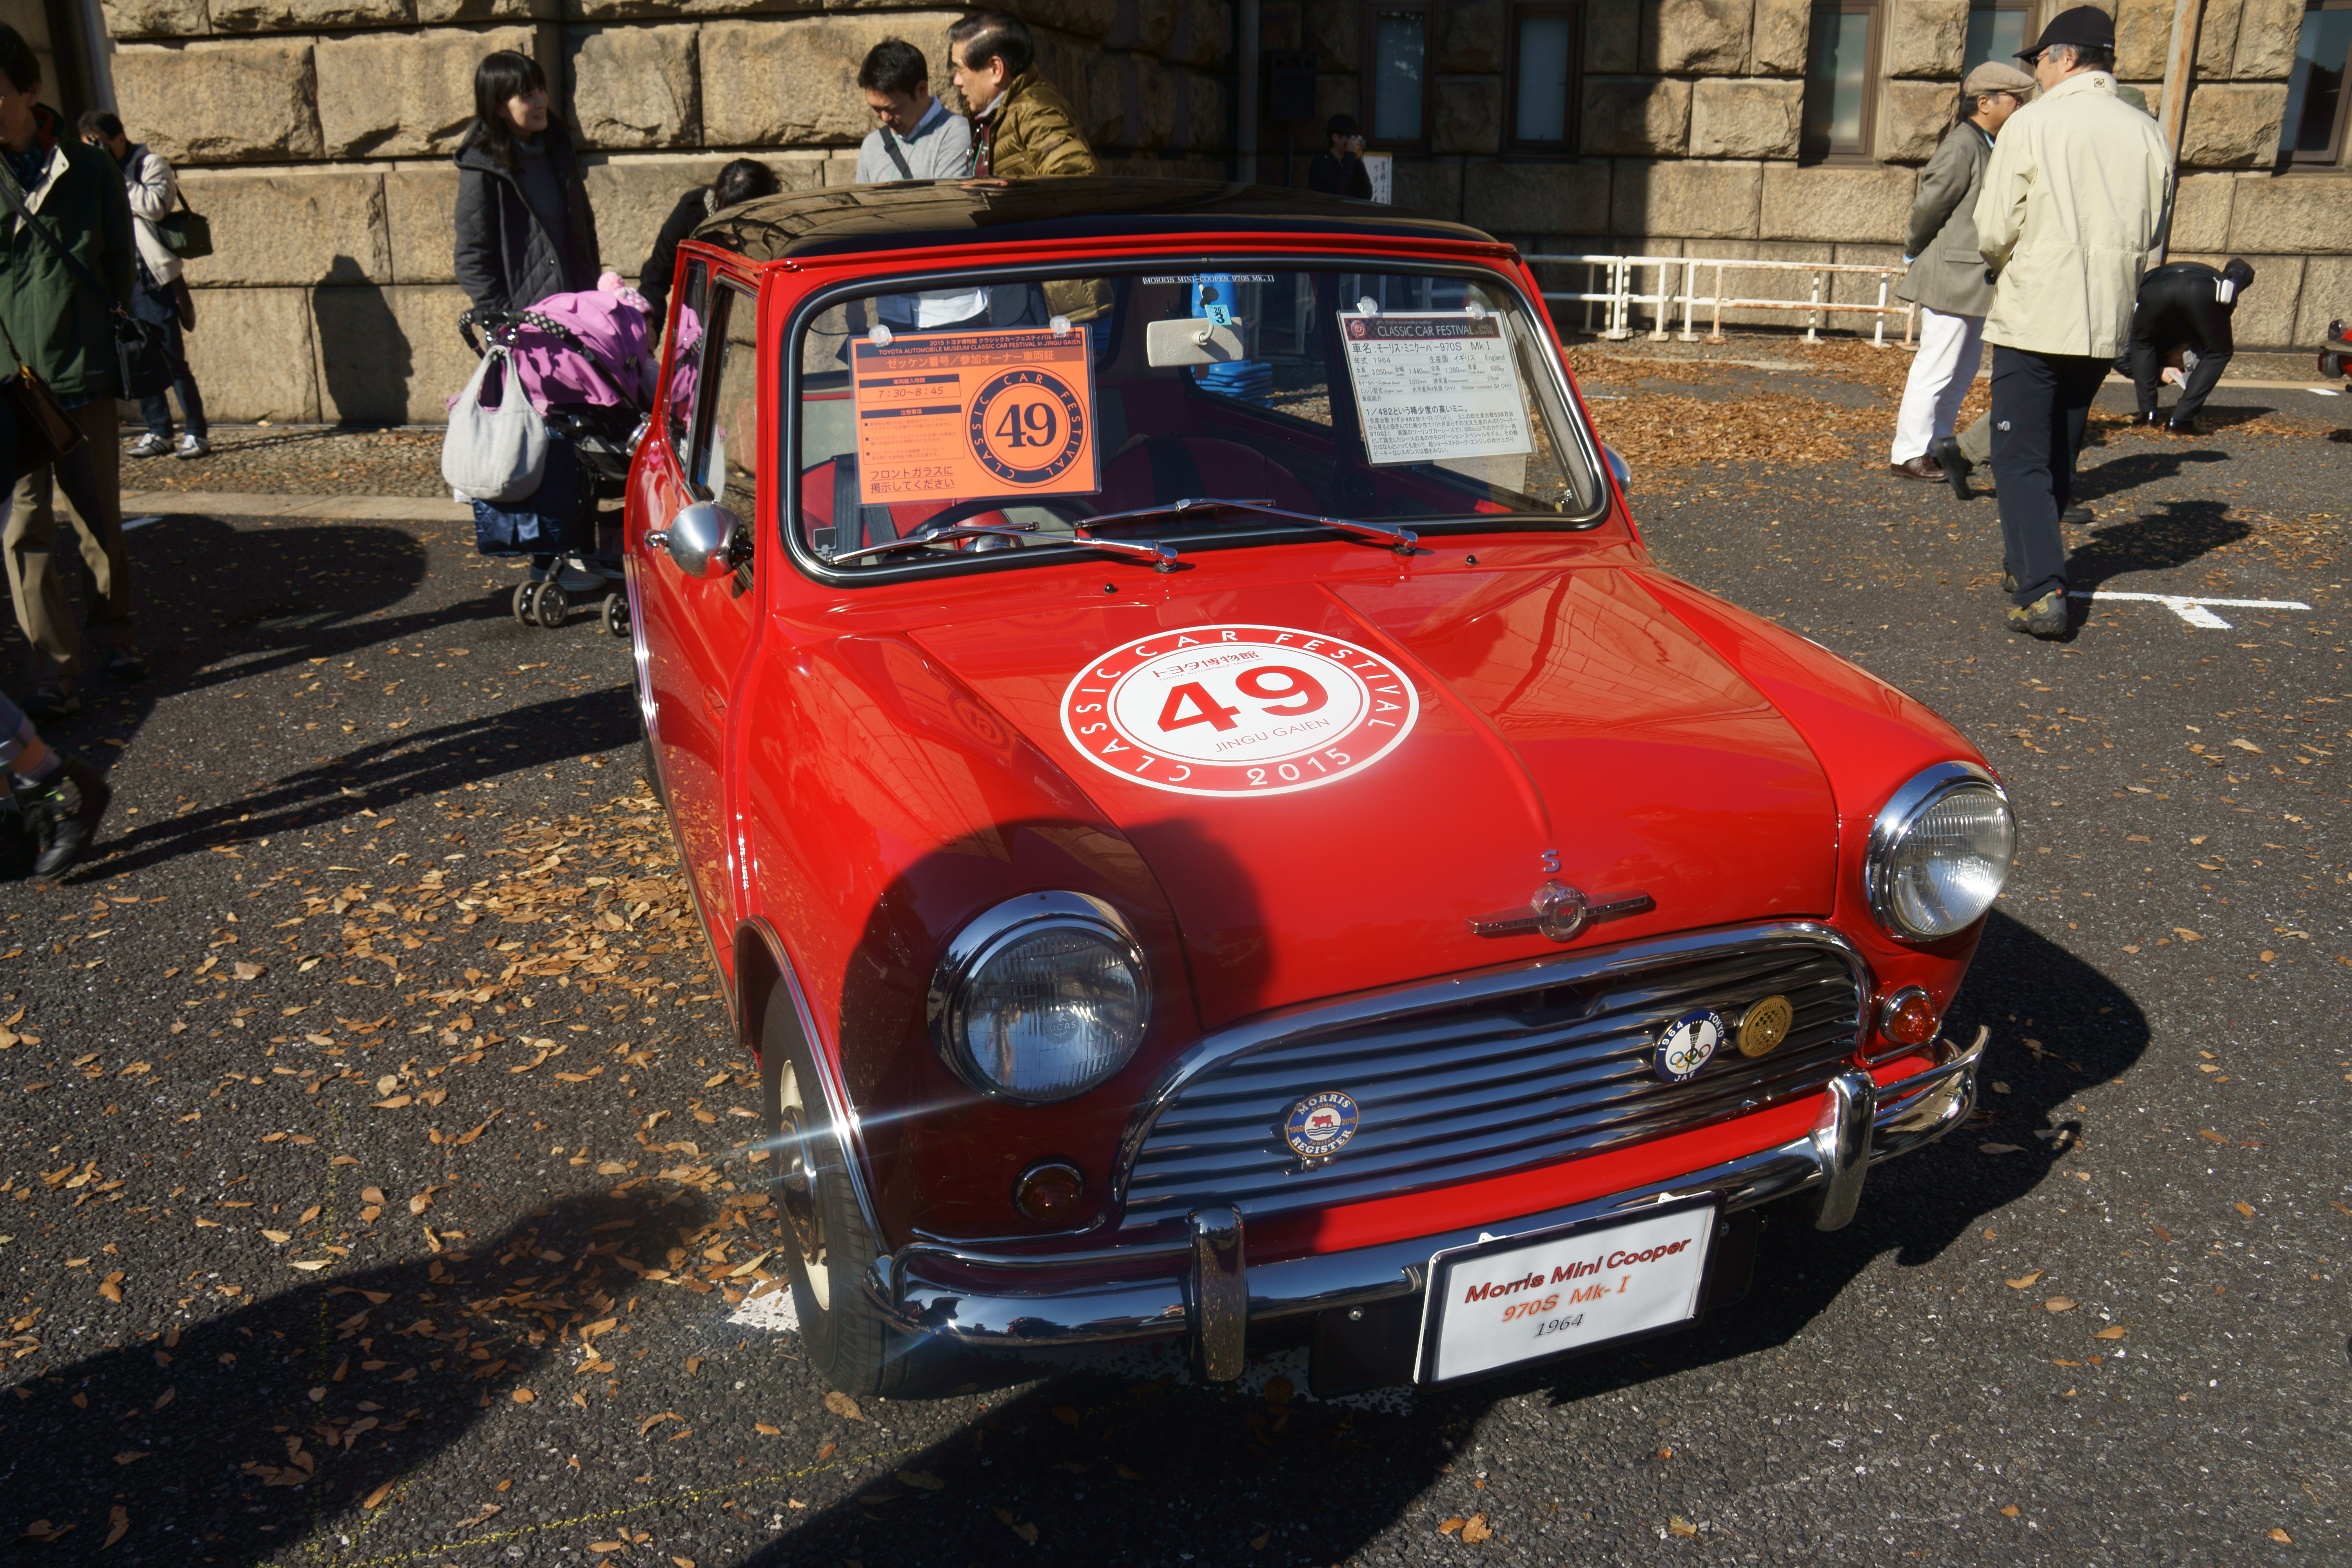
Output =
[{"x1": 0, "y1": 165, "x2": 171, "y2": 400}]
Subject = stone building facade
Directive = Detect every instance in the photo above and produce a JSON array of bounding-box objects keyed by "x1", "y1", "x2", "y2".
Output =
[{"x1": 83, "y1": 0, "x2": 2352, "y2": 422}]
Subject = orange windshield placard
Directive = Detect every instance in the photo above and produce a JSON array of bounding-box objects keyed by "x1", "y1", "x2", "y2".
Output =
[{"x1": 849, "y1": 327, "x2": 1100, "y2": 508}]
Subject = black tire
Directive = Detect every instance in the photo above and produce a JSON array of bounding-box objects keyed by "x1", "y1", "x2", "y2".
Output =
[
  {"x1": 511, "y1": 581, "x2": 537, "y2": 626},
  {"x1": 758, "y1": 979, "x2": 899, "y2": 1396},
  {"x1": 602, "y1": 592, "x2": 629, "y2": 639},
  {"x1": 532, "y1": 580, "x2": 570, "y2": 628}
]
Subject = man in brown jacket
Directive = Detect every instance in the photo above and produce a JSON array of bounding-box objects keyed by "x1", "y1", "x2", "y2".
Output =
[
  {"x1": 949, "y1": 12, "x2": 1097, "y2": 178},
  {"x1": 949, "y1": 11, "x2": 1108, "y2": 331}
]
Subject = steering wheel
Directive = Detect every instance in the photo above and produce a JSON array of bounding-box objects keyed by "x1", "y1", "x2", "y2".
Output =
[{"x1": 909, "y1": 494, "x2": 1100, "y2": 551}]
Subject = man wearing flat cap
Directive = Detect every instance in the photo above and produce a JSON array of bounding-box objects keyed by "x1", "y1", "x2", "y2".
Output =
[
  {"x1": 1971, "y1": 4, "x2": 2172, "y2": 639},
  {"x1": 1887, "y1": 58, "x2": 2037, "y2": 483}
]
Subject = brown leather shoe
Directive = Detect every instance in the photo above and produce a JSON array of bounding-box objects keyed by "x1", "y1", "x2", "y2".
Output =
[{"x1": 1889, "y1": 456, "x2": 1945, "y2": 482}]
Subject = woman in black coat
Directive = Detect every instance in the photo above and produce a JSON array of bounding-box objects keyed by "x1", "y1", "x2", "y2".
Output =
[
  {"x1": 453, "y1": 51, "x2": 600, "y2": 314},
  {"x1": 638, "y1": 158, "x2": 778, "y2": 324}
]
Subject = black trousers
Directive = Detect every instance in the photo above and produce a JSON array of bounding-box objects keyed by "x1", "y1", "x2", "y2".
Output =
[
  {"x1": 2126, "y1": 268, "x2": 2235, "y2": 425},
  {"x1": 1987, "y1": 344, "x2": 2109, "y2": 607}
]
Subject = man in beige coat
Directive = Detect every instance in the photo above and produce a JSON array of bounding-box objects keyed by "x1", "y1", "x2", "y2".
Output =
[{"x1": 1972, "y1": 5, "x2": 2171, "y2": 638}]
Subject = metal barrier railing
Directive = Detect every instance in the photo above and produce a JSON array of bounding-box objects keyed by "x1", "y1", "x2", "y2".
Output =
[{"x1": 1524, "y1": 253, "x2": 1919, "y2": 348}]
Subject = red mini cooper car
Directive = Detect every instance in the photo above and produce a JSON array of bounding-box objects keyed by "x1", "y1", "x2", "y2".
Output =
[{"x1": 627, "y1": 179, "x2": 2014, "y2": 1397}]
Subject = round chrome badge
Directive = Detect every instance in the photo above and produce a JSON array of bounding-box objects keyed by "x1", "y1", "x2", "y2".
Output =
[
  {"x1": 1284, "y1": 1091, "x2": 1361, "y2": 1160},
  {"x1": 1653, "y1": 1010, "x2": 1725, "y2": 1083}
]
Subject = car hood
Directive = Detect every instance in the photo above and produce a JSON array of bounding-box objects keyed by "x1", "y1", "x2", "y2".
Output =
[{"x1": 909, "y1": 564, "x2": 1837, "y2": 1029}]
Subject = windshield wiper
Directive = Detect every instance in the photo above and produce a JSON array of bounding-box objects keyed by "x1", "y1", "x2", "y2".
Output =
[
  {"x1": 826, "y1": 521, "x2": 1180, "y2": 573},
  {"x1": 1083, "y1": 497, "x2": 1420, "y2": 557}
]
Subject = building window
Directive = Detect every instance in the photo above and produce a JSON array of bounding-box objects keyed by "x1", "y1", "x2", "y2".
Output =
[
  {"x1": 2282, "y1": 0, "x2": 2352, "y2": 163},
  {"x1": 1802, "y1": 1, "x2": 1880, "y2": 158},
  {"x1": 1963, "y1": 2, "x2": 2033, "y2": 75},
  {"x1": 1510, "y1": 4, "x2": 1579, "y2": 148},
  {"x1": 1367, "y1": 5, "x2": 1429, "y2": 146}
]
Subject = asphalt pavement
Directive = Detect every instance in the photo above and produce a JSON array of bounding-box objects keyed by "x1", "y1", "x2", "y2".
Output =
[{"x1": 1, "y1": 363, "x2": 2347, "y2": 1567}]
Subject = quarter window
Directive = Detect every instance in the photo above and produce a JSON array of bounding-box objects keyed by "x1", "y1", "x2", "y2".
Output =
[
  {"x1": 1367, "y1": 5, "x2": 1430, "y2": 146},
  {"x1": 664, "y1": 261, "x2": 710, "y2": 456},
  {"x1": 2282, "y1": 0, "x2": 2352, "y2": 164},
  {"x1": 1510, "y1": 4, "x2": 1579, "y2": 149},
  {"x1": 1802, "y1": 0, "x2": 1880, "y2": 159},
  {"x1": 688, "y1": 281, "x2": 760, "y2": 530}
]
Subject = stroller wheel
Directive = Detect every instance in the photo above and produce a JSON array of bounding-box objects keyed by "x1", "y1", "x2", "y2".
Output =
[
  {"x1": 512, "y1": 582, "x2": 538, "y2": 626},
  {"x1": 533, "y1": 579, "x2": 571, "y2": 629},
  {"x1": 602, "y1": 593, "x2": 630, "y2": 639}
]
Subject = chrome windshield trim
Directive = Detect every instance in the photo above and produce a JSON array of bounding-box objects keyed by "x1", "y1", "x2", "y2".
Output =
[
  {"x1": 777, "y1": 251, "x2": 1613, "y2": 590},
  {"x1": 1108, "y1": 919, "x2": 1874, "y2": 1222}
]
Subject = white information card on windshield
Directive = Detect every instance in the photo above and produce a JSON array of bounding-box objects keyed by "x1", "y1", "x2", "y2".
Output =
[{"x1": 1337, "y1": 311, "x2": 1534, "y2": 467}]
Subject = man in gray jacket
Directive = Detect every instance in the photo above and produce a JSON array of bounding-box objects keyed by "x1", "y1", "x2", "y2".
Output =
[
  {"x1": 1888, "y1": 60, "x2": 2034, "y2": 481},
  {"x1": 854, "y1": 39, "x2": 983, "y2": 333}
]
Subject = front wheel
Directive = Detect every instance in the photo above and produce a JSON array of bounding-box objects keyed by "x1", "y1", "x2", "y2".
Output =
[{"x1": 759, "y1": 981, "x2": 897, "y2": 1395}]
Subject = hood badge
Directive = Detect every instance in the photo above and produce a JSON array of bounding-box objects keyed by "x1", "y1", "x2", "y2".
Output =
[
  {"x1": 1654, "y1": 1010, "x2": 1724, "y2": 1083},
  {"x1": 1469, "y1": 880, "x2": 1654, "y2": 942},
  {"x1": 1284, "y1": 1091, "x2": 1361, "y2": 1165}
]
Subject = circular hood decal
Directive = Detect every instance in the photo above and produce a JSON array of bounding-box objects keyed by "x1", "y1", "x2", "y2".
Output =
[{"x1": 1059, "y1": 624, "x2": 1421, "y2": 797}]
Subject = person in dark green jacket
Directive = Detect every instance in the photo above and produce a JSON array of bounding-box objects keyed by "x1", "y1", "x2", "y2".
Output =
[{"x1": 0, "y1": 24, "x2": 141, "y2": 720}]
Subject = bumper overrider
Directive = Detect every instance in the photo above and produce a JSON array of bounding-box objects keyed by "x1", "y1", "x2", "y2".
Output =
[{"x1": 865, "y1": 1026, "x2": 1985, "y2": 1390}]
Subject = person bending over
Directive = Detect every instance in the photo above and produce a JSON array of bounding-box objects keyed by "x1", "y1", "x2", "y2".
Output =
[{"x1": 2123, "y1": 257, "x2": 2252, "y2": 437}]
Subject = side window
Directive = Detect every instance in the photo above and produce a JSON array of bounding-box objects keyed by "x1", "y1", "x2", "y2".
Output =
[
  {"x1": 665, "y1": 261, "x2": 711, "y2": 456},
  {"x1": 688, "y1": 281, "x2": 760, "y2": 530}
]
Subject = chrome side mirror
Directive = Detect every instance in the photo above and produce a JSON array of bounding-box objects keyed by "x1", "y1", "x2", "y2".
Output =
[
  {"x1": 1602, "y1": 445, "x2": 1630, "y2": 499},
  {"x1": 654, "y1": 501, "x2": 742, "y2": 580}
]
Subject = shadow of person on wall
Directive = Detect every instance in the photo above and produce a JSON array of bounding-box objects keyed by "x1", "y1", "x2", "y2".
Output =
[
  {"x1": 313, "y1": 258, "x2": 416, "y2": 426},
  {"x1": 0, "y1": 1192, "x2": 685, "y2": 1565}
]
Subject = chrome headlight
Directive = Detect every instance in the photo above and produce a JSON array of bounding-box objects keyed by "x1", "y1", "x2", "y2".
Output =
[
  {"x1": 1865, "y1": 763, "x2": 2016, "y2": 941},
  {"x1": 927, "y1": 892, "x2": 1150, "y2": 1104}
]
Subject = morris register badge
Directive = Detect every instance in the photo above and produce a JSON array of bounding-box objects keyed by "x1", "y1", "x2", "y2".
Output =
[{"x1": 1284, "y1": 1091, "x2": 1361, "y2": 1161}]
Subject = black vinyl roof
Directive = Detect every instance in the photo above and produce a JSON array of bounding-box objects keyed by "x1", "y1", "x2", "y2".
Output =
[{"x1": 692, "y1": 176, "x2": 1504, "y2": 263}]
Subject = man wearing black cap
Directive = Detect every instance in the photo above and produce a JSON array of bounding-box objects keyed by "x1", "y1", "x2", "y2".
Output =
[
  {"x1": 2125, "y1": 257, "x2": 2254, "y2": 436},
  {"x1": 1971, "y1": 4, "x2": 2172, "y2": 639}
]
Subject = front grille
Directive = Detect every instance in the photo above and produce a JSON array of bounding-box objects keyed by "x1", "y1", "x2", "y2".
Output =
[{"x1": 1117, "y1": 943, "x2": 1861, "y2": 1233}]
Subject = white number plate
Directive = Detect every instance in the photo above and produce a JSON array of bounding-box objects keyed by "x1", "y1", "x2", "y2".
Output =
[{"x1": 1416, "y1": 1201, "x2": 1717, "y2": 1385}]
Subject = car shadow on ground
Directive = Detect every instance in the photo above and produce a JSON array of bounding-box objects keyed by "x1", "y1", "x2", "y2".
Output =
[
  {"x1": 0, "y1": 1193, "x2": 686, "y2": 1566},
  {"x1": 723, "y1": 913, "x2": 2146, "y2": 1565},
  {"x1": 0, "y1": 510, "x2": 636, "y2": 880},
  {"x1": 80, "y1": 690, "x2": 640, "y2": 878},
  {"x1": 2065, "y1": 498, "x2": 2252, "y2": 593}
]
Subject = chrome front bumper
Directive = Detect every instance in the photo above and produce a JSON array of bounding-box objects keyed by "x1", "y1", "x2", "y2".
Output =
[{"x1": 870, "y1": 1028, "x2": 1984, "y2": 1378}]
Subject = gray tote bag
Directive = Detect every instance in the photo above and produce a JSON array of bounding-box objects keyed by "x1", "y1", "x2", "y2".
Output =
[{"x1": 441, "y1": 343, "x2": 547, "y2": 503}]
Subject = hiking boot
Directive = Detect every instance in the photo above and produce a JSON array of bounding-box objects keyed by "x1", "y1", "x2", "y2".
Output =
[
  {"x1": 127, "y1": 432, "x2": 172, "y2": 459},
  {"x1": 20, "y1": 684, "x2": 77, "y2": 722},
  {"x1": 22, "y1": 753, "x2": 110, "y2": 880},
  {"x1": 1931, "y1": 436, "x2": 1971, "y2": 500},
  {"x1": 2006, "y1": 590, "x2": 2069, "y2": 640}
]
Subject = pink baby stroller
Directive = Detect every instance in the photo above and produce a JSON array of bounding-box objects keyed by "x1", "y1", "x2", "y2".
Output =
[{"x1": 457, "y1": 274, "x2": 656, "y2": 634}]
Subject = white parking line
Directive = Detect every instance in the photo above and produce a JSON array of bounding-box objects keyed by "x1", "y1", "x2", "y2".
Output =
[{"x1": 2068, "y1": 590, "x2": 2314, "y2": 630}]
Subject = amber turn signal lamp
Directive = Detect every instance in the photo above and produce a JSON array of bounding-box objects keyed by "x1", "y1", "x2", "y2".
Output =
[
  {"x1": 1877, "y1": 986, "x2": 1938, "y2": 1049},
  {"x1": 1013, "y1": 1160, "x2": 1086, "y2": 1223}
]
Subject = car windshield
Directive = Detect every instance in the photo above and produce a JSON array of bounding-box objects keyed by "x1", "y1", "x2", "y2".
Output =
[{"x1": 787, "y1": 263, "x2": 1603, "y2": 574}]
